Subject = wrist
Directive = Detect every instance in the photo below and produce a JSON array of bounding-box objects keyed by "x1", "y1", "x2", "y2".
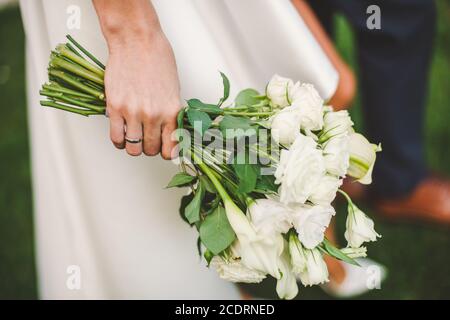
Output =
[
  {"x1": 93, "y1": 0, "x2": 164, "y2": 51},
  {"x1": 99, "y1": 12, "x2": 161, "y2": 52}
]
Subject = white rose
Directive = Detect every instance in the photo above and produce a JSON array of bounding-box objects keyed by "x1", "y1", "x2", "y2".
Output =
[
  {"x1": 288, "y1": 232, "x2": 306, "y2": 274},
  {"x1": 291, "y1": 204, "x2": 335, "y2": 249},
  {"x1": 323, "y1": 135, "x2": 350, "y2": 177},
  {"x1": 288, "y1": 82, "x2": 324, "y2": 132},
  {"x1": 344, "y1": 202, "x2": 381, "y2": 248},
  {"x1": 275, "y1": 134, "x2": 326, "y2": 205},
  {"x1": 276, "y1": 244, "x2": 299, "y2": 300},
  {"x1": 211, "y1": 255, "x2": 267, "y2": 283},
  {"x1": 270, "y1": 106, "x2": 301, "y2": 146},
  {"x1": 248, "y1": 199, "x2": 293, "y2": 235},
  {"x1": 309, "y1": 175, "x2": 343, "y2": 205},
  {"x1": 266, "y1": 74, "x2": 293, "y2": 108},
  {"x1": 224, "y1": 199, "x2": 284, "y2": 279},
  {"x1": 347, "y1": 132, "x2": 382, "y2": 185},
  {"x1": 319, "y1": 110, "x2": 353, "y2": 142},
  {"x1": 298, "y1": 247, "x2": 329, "y2": 286},
  {"x1": 288, "y1": 82, "x2": 323, "y2": 106}
]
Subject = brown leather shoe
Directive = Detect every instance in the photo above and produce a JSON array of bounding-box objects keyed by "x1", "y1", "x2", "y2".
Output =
[{"x1": 376, "y1": 176, "x2": 450, "y2": 225}]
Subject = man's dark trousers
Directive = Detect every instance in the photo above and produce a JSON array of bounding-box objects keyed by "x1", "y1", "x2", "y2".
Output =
[{"x1": 308, "y1": 0, "x2": 436, "y2": 198}]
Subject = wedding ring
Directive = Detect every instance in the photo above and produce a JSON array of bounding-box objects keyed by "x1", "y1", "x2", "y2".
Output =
[{"x1": 125, "y1": 136, "x2": 142, "y2": 144}]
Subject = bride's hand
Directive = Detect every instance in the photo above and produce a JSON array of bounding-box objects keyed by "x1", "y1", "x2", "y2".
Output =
[{"x1": 94, "y1": 0, "x2": 180, "y2": 159}]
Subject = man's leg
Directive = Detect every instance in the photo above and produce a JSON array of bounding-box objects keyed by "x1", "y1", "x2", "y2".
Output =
[
  {"x1": 333, "y1": 0, "x2": 435, "y2": 198},
  {"x1": 327, "y1": 1, "x2": 450, "y2": 223}
]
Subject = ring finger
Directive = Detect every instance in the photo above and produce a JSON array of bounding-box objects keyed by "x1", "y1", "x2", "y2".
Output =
[{"x1": 125, "y1": 116, "x2": 143, "y2": 156}]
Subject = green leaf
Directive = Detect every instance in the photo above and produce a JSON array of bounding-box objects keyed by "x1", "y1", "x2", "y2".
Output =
[
  {"x1": 179, "y1": 193, "x2": 194, "y2": 224},
  {"x1": 200, "y1": 206, "x2": 236, "y2": 255},
  {"x1": 234, "y1": 163, "x2": 258, "y2": 194},
  {"x1": 232, "y1": 150, "x2": 260, "y2": 194},
  {"x1": 197, "y1": 237, "x2": 203, "y2": 257},
  {"x1": 166, "y1": 172, "x2": 197, "y2": 188},
  {"x1": 176, "y1": 108, "x2": 185, "y2": 129},
  {"x1": 187, "y1": 108, "x2": 212, "y2": 136},
  {"x1": 220, "y1": 115, "x2": 253, "y2": 130},
  {"x1": 184, "y1": 183, "x2": 205, "y2": 224},
  {"x1": 199, "y1": 175, "x2": 216, "y2": 194},
  {"x1": 219, "y1": 115, "x2": 255, "y2": 139},
  {"x1": 256, "y1": 174, "x2": 278, "y2": 193},
  {"x1": 320, "y1": 238, "x2": 360, "y2": 266},
  {"x1": 235, "y1": 88, "x2": 261, "y2": 107},
  {"x1": 203, "y1": 249, "x2": 214, "y2": 266},
  {"x1": 218, "y1": 72, "x2": 230, "y2": 107},
  {"x1": 187, "y1": 99, "x2": 222, "y2": 114}
]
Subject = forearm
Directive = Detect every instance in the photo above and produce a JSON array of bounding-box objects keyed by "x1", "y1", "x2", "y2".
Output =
[{"x1": 93, "y1": 0, "x2": 161, "y2": 50}]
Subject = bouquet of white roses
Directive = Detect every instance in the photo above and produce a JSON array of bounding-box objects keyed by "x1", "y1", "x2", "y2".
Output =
[{"x1": 40, "y1": 36, "x2": 382, "y2": 299}]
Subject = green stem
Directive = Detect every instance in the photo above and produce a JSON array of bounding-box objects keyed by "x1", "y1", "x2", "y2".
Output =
[
  {"x1": 213, "y1": 170, "x2": 237, "y2": 190},
  {"x1": 82, "y1": 78, "x2": 104, "y2": 91},
  {"x1": 65, "y1": 43, "x2": 83, "y2": 58},
  {"x1": 43, "y1": 83, "x2": 97, "y2": 99},
  {"x1": 66, "y1": 35, "x2": 105, "y2": 70},
  {"x1": 337, "y1": 189, "x2": 353, "y2": 205},
  {"x1": 253, "y1": 95, "x2": 268, "y2": 100},
  {"x1": 40, "y1": 90, "x2": 105, "y2": 113},
  {"x1": 190, "y1": 151, "x2": 230, "y2": 201},
  {"x1": 57, "y1": 44, "x2": 104, "y2": 77},
  {"x1": 40, "y1": 100, "x2": 100, "y2": 116},
  {"x1": 222, "y1": 111, "x2": 275, "y2": 117},
  {"x1": 51, "y1": 56, "x2": 104, "y2": 85},
  {"x1": 224, "y1": 105, "x2": 251, "y2": 111},
  {"x1": 49, "y1": 69, "x2": 105, "y2": 100},
  {"x1": 69, "y1": 96, "x2": 106, "y2": 106},
  {"x1": 250, "y1": 145, "x2": 279, "y2": 164}
]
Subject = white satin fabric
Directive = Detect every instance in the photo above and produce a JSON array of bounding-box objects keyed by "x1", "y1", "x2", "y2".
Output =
[{"x1": 20, "y1": 0, "x2": 338, "y2": 299}]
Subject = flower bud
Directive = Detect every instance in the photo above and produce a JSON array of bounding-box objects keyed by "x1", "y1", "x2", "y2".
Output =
[
  {"x1": 266, "y1": 74, "x2": 293, "y2": 108},
  {"x1": 298, "y1": 248, "x2": 329, "y2": 286},
  {"x1": 320, "y1": 110, "x2": 353, "y2": 142},
  {"x1": 344, "y1": 202, "x2": 381, "y2": 248},
  {"x1": 347, "y1": 132, "x2": 381, "y2": 185}
]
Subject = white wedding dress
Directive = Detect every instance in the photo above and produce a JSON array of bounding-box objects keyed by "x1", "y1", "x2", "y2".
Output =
[{"x1": 20, "y1": 0, "x2": 338, "y2": 299}]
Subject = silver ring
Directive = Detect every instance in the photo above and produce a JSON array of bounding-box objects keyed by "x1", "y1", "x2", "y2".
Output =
[{"x1": 125, "y1": 137, "x2": 142, "y2": 144}]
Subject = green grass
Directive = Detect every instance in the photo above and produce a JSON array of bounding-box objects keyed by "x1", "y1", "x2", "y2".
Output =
[
  {"x1": 0, "y1": 6, "x2": 37, "y2": 299},
  {"x1": 0, "y1": 3, "x2": 449, "y2": 299}
]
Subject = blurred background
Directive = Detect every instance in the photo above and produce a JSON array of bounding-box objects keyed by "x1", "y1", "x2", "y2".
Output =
[{"x1": 0, "y1": 1, "x2": 449, "y2": 299}]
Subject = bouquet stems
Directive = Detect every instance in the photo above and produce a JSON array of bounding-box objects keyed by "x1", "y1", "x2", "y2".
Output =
[
  {"x1": 41, "y1": 35, "x2": 107, "y2": 115},
  {"x1": 191, "y1": 151, "x2": 230, "y2": 202},
  {"x1": 39, "y1": 100, "x2": 99, "y2": 116}
]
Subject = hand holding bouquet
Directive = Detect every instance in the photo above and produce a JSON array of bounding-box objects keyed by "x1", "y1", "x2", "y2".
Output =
[{"x1": 40, "y1": 36, "x2": 381, "y2": 299}]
